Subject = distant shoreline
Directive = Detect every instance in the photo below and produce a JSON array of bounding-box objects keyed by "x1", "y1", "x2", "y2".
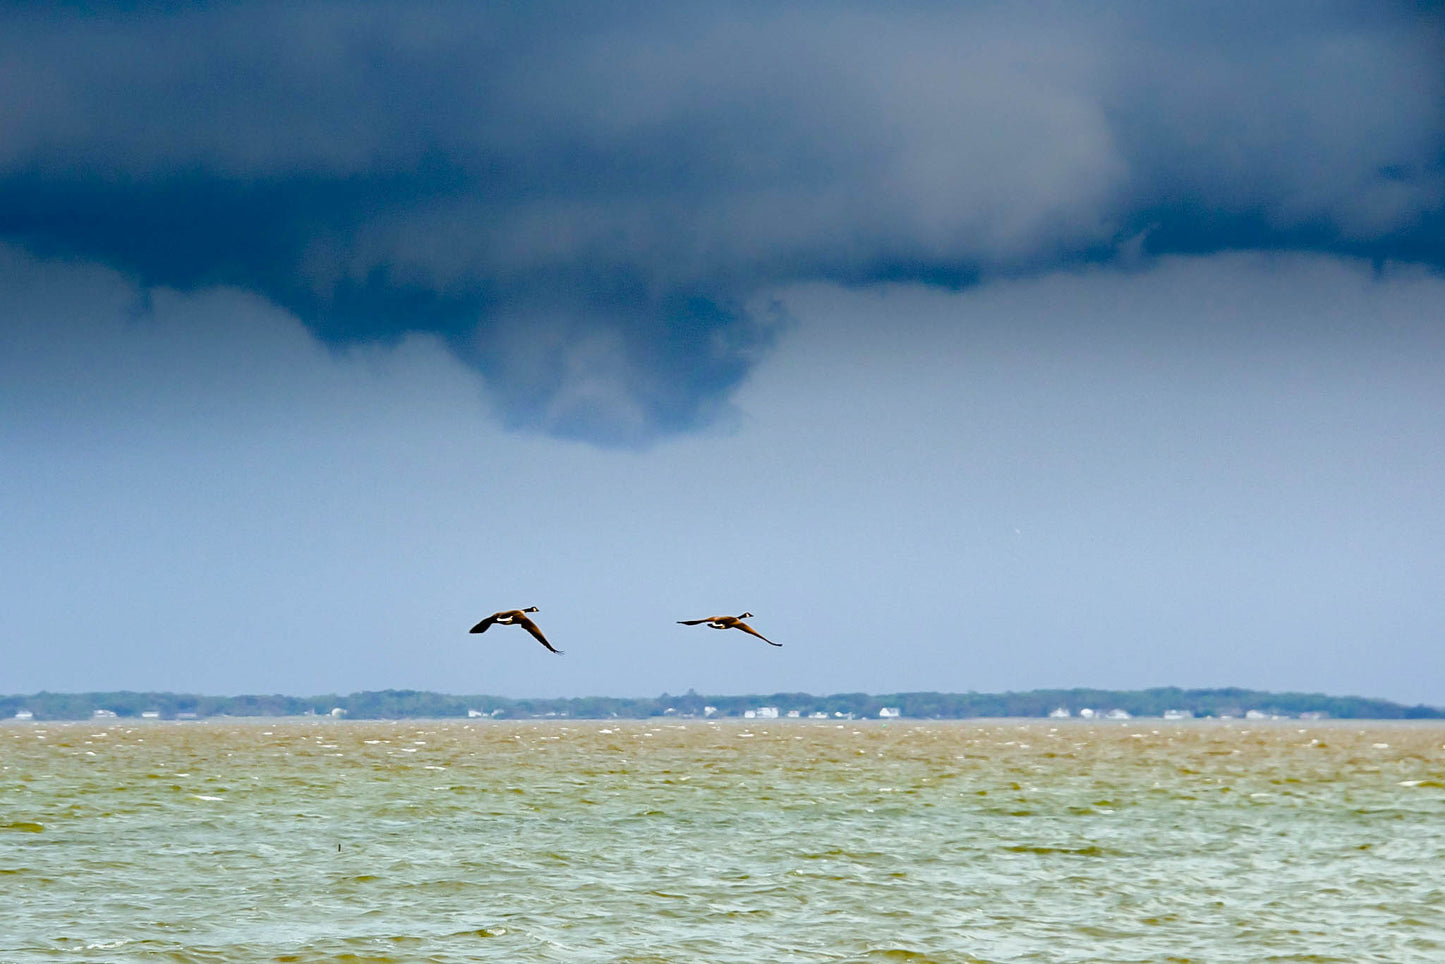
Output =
[
  {"x1": 8, "y1": 716, "x2": 1445, "y2": 729},
  {"x1": 4, "y1": 687, "x2": 1441, "y2": 722}
]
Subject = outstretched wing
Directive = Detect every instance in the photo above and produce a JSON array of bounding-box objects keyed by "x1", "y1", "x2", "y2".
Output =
[
  {"x1": 469, "y1": 613, "x2": 500, "y2": 634},
  {"x1": 733, "y1": 621, "x2": 782, "y2": 647},
  {"x1": 515, "y1": 615, "x2": 563, "y2": 654},
  {"x1": 677, "y1": 618, "x2": 717, "y2": 625}
]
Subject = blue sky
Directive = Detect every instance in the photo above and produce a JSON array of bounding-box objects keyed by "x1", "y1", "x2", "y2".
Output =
[{"x1": 3, "y1": 3, "x2": 1443, "y2": 702}]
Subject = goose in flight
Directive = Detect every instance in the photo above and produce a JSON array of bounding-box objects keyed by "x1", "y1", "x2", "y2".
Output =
[
  {"x1": 469, "y1": 607, "x2": 563, "y2": 654},
  {"x1": 677, "y1": 612, "x2": 781, "y2": 647}
]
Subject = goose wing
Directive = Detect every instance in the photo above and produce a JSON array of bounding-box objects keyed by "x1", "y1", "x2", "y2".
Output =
[
  {"x1": 677, "y1": 617, "x2": 722, "y2": 625},
  {"x1": 469, "y1": 613, "x2": 501, "y2": 634},
  {"x1": 515, "y1": 615, "x2": 563, "y2": 654},
  {"x1": 733, "y1": 621, "x2": 782, "y2": 647}
]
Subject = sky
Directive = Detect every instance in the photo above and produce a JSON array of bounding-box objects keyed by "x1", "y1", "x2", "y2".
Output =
[{"x1": 3, "y1": 2, "x2": 1444, "y2": 704}]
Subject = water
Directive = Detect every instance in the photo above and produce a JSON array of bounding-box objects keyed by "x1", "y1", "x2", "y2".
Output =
[{"x1": 3, "y1": 719, "x2": 1444, "y2": 962}]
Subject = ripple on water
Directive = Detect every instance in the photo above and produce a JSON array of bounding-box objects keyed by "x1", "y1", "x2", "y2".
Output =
[{"x1": 2, "y1": 719, "x2": 1444, "y2": 961}]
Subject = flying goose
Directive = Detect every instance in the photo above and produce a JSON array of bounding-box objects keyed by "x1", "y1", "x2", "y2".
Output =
[
  {"x1": 677, "y1": 612, "x2": 781, "y2": 647},
  {"x1": 469, "y1": 606, "x2": 563, "y2": 654}
]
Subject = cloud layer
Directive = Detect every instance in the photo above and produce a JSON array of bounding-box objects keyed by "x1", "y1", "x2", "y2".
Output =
[
  {"x1": 6, "y1": 247, "x2": 1444, "y2": 700},
  {"x1": 2, "y1": 2, "x2": 1441, "y2": 442}
]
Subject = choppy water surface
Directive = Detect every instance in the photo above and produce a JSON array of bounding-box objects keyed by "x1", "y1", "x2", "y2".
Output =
[{"x1": 3, "y1": 719, "x2": 1444, "y2": 962}]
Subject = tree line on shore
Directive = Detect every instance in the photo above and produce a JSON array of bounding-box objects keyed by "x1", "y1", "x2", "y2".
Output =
[{"x1": 2, "y1": 687, "x2": 1440, "y2": 721}]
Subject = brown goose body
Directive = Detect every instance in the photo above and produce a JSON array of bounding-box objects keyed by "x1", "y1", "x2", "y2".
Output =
[
  {"x1": 469, "y1": 606, "x2": 563, "y2": 654},
  {"x1": 677, "y1": 612, "x2": 781, "y2": 647}
]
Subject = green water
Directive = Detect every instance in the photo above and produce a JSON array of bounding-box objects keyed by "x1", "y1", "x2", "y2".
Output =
[{"x1": 3, "y1": 719, "x2": 1443, "y2": 962}]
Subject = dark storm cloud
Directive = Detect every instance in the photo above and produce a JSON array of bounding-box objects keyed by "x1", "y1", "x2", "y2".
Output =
[{"x1": 2, "y1": 2, "x2": 1441, "y2": 443}]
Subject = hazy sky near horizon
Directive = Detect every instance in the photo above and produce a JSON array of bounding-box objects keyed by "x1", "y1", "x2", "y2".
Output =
[{"x1": 3, "y1": 3, "x2": 1444, "y2": 703}]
